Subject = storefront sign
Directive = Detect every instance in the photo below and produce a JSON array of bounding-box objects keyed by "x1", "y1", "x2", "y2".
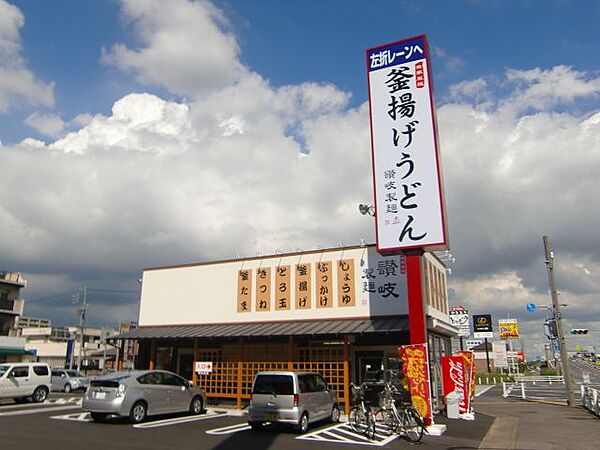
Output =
[
  {"x1": 256, "y1": 267, "x2": 272, "y2": 311},
  {"x1": 367, "y1": 34, "x2": 447, "y2": 252},
  {"x1": 473, "y1": 314, "x2": 493, "y2": 339},
  {"x1": 337, "y1": 260, "x2": 356, "y2": 307},
  {"x1": 237, "y1": 269, "x2": 252, "y2": 313},
  {"x1": 449, "y1": 306, "x2": 470, "y2": 337},
  {"x1": 194, "y1": 361, "x2": 213, "y2": 375},
  {"x1": 441, "y1": 355, "x2": 469, "y2": 414},
  {"x1": 295, "y1": 263, "x2": 312, "y2": 309},
  {"x1": 492, "y1": 341, "x2": 508, "y2": 368},
  {"x1": 498, "y1": 318, "x2": 519, "y2": 339},
  {"x1": 316, "y1": 261, "x2": 333, "y2": 308},
  {"x1": 275, "y1": 266, "x2": 291, "y2": 310},
  {"x1": 398, "y1": 343, "x2": 433, "y2": 425}
]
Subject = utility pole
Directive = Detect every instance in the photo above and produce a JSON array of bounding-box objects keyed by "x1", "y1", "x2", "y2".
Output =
[
  {"x1": 76, "y1": 286, "x2": 87, "y2": 372},
  {"x1": 543, "y1": 235, "x2": 575, "y2": 406}
]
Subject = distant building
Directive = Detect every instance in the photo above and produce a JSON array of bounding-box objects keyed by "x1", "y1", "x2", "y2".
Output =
[
  {"x1": 0, "y1": 272, "x2": 26, "y2": 336},
  {"x1": 0, "y1": 272, "x2": 30, "y2": 362},
  {"x1": 22, "y1": 325, "x2": 118, "y2": 370},
  {"x1": 17, "y1": 316, "x2": 52, "y2": 329}
]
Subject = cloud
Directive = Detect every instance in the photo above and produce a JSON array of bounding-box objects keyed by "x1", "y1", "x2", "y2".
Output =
[
  {"x1": 101, "y1": 0, "x2": 246, "y2": 98},
  {"x1": 0, "y1": 0, "x2": 54, "y2": 112},
  {"x1": 24, "y1": 112, "x2": 65, "y2": 137},
  {"x1": 2, "y1": 1, "x2": 600, "y2": 348}
]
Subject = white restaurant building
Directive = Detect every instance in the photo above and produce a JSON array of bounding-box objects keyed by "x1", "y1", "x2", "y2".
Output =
[{"x1": 116, "y1": 244, "x2": 455, "y2": 413}]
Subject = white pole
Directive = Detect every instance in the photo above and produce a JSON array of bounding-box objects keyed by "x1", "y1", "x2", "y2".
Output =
[{"x1": 521, "y1": 382, "x2": 526, "y2": 399}]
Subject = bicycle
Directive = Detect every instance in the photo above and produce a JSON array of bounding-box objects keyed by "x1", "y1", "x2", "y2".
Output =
[
  {"x1": 377, "y1": 381, "x2": 426, "y2": 442},
  {"x1": 349, "y1": 383, "x2": 377, "y2": 440}
]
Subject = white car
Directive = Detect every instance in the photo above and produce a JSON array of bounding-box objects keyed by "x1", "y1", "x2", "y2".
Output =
[{"x1": 0, "y1": 363, "x2": 51, "y2": 403}]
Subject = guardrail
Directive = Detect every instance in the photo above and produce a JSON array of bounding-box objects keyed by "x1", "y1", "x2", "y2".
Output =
[
  {"x1": 513, "y1": 375, "x2": 564, "y2": 384},
  {"x1": 581, "y1": 385, "x2": 600, "y2": 416},
  {"x1": 502, "y1": 376, "x2": 565, "y2": 399}
]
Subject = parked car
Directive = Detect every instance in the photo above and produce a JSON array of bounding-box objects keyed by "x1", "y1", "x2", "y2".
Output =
[
  {"x1": 51, "y1": 369, "x2": 89, "y2": 393},
  {"x1": 82, "y1": 370, "x2": 206, "y2": 423},
  {"x1": 0, "y1": 363, "x2": 51, "y2": 403},
  {"x1": 248, "y1": 371, "x2": 339, "y2": 433}
]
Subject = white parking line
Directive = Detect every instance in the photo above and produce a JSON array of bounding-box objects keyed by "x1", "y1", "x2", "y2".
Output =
[
  {"x1": 0, "y1": 405, "x2": 82, "y2": 417},
  {"x1": 298, "y1": 423, "x2": 397, "y2": 447},
  {"x1": 476, "y1": 386, "x2": 494, "y2": 397},
  {"x1": 0, "y1": 397, "x2": 81, "y2": 410},
  {"x1": 51, "y1": 412, "x2": 92, "y2": 422},
  {"x1": 205, "y1": 422, "x2": 252, "y2": 435},
  {"x1": 133, "y1": 412, "x2": 229, "y2": 429}
]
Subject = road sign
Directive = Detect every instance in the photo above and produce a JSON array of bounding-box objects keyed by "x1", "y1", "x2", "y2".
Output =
[
  {"x1": 473, "y1": 314, "x2": 493, "y2": 339},
  {"x1": 450, "y1": 306, "x2": 470, "y2": 337},
  {"x1": 526, "y1": 303, "x2": 536, "y2": 312}
]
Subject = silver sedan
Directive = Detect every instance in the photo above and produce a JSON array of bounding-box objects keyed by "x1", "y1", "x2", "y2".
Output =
[{"x1": 82, "y1": 370, "x2": 207, "y2": 423}]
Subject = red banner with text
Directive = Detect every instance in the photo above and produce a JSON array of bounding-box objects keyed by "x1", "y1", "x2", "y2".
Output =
[
  {"x1": 398, "y1": 343, "x2": 433, "y2": 425},
  {"x1": 457, "y1": 350, "x2": 476, "y2": 407},
  {"x1": 441, "y1": 355, "x2": 470, "y2": 414}
]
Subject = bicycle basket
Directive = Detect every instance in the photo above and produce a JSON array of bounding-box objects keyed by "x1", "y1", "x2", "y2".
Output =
[{"x1": 351, "y1": 384, "x2": 365, "y2": 404}]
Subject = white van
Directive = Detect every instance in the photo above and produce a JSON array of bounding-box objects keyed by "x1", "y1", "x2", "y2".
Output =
[{"x1": 0, "y1": 363, "x2": 51, "y2": 403}]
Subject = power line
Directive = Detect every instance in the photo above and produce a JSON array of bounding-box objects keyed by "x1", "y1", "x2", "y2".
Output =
[{"x1": 87, "y1": 288, "x2": 140, "y2": 293}]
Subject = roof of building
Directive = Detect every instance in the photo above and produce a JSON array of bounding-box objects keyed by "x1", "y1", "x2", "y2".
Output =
[{"x1": 111, "y1": 316, "x2": 409, "y2": 340}]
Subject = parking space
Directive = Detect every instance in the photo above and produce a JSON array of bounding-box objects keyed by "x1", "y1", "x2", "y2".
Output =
[{"x1": 297, "y1": 421, "x2": 398, "y2": 446}]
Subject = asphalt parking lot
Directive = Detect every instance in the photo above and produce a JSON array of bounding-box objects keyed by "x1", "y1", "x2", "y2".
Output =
[{"x1": 0, "y1": 392, "x2": 493, "y2": 450}]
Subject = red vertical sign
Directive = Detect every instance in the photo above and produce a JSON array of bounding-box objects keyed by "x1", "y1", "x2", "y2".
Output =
[{"x1": 441, "y1": 355, "x2": 470, "y2": 414}]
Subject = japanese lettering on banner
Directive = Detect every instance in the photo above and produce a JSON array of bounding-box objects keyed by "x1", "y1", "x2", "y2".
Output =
[
  {"x1": 498, "y1": 318, "x2": 519, "y2": 339},
  {"x1": 449, "y1": 306, "x2": 471, "y2": 337},
  {"x1": 316, "y1": 261, "x2": 333, "y2": 308},
  {"x1": 237, "y1": 269, "x2": 252, "y2": 313},
  {"x1": 255, "y1": 267, "x2": 271, "y2": 312},
  {"x1": 457, "y1": 350, "x2": 476, "y2": 407},
  {"x1": 367, "y1": 35, "x2": 447, "y2": 252},
  {"x1": 275, "y1": 266, "x2": 291, "y2": 310},
  {"x1": 398, "y1": 343, "x2": 433, "y2": 425},
  {"x1": 337, "y1": 260, "x2": 356, "y2": 307},
  {"x1": 441, "y1": 355, "x2": 470, "y2": 415},
  {"x1": 295, "y1": 263, "x2": 312, "y2": 309}
]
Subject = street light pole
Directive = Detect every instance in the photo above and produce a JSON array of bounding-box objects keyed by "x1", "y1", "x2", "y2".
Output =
[{"x1": 543, "y1": 235, "x2": 575, "y2": 406}]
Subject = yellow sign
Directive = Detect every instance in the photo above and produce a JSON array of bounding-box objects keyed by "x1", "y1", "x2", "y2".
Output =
[{"x1": 498, "y1": 319, "x2": 519, "y2": 339}]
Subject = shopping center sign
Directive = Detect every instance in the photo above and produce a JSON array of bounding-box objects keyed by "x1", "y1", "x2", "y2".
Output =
[
  {"x1": 473, "y1": 314, "x2": 493, "y2": 339},
  {"x1": 367, "y1": 35, "x2": 448, "y2": 253}
]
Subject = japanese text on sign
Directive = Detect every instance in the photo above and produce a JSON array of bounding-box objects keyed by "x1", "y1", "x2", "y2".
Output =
[
  {"x1": 337, "y1": 259, "x2": 356, "y2": 307},
  {"x1": 367, "y1": 35, "x2": 447, "y2": 252},
  {"x1": 295, "y1": 263, "x2": 312, "y2": 309},
  {"x1": 237, "y1": 269, "x2": 252, "y2": 313}
]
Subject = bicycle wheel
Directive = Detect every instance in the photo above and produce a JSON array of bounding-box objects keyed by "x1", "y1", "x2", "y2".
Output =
[
  {"x1": 377, "y1": 408, "x2": 399, "y2": 435},
  {"x1": 401, "y1": 406, "x2": 425, "y2": 442},
  {"x1": 366, "y1": 411, "x2": 376, "y2": 440},
  {"x1": 349, "y1": 407, "x2": 367, "y2": 434}
]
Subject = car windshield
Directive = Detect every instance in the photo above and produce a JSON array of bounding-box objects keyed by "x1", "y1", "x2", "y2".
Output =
[
  {"x1": 0, "y1": 365, "x2": 9, "y2": 377},
  {"x1": 66, "y1": 370, "x2": 84, "y2": 377},
  {"x1": 253, "y1": 375, "x2": 294, "y2": 395}
]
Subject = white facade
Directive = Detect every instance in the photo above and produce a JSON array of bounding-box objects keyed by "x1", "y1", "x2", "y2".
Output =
[{"x1": 140, "y1": 247, "x2": 413, "y2": 326}]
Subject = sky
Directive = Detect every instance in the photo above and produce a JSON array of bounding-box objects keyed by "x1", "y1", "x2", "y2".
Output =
[{"x1": 1, "y1": 0, "x2": 600, "y2": 358}]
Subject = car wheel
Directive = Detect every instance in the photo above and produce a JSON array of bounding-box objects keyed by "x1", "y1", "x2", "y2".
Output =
[
  {"x1": 64, "y1": 384, "x2": 72, "y2": 393},
  {"x1": 296, "y1": 412, "x2": 309, "y2": 434},
  {"x1": 330, "y1": 404, "x2": 340, "y2": 423},
  {"x1": 32, "y1": 387, "x2": 48, "y2": 403},
  {"x1": 189, "y1": 396, "x2": 204, "y2": 415},
  {"x1": 91, "y1": 412, "x2": 108, "y2": 423},
  {"x1": 249, "y1": 421, "x2": 264, "y2": 431},
  {"x1": 129, "y1": 401, "x2": 147, "y2": 424}
]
